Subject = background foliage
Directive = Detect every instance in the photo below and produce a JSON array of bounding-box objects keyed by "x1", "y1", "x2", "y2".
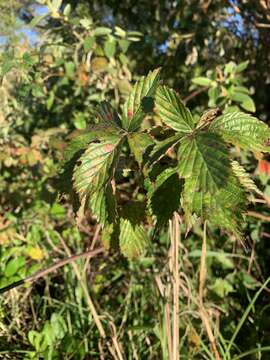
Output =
[{"x1": 1, "y1": 0, "x2": 270, "y2": 359}]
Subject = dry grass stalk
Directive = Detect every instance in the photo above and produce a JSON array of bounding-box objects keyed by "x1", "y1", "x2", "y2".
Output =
[{"x1": 199, "y1": 221, "x2": 221, "y2": 360}]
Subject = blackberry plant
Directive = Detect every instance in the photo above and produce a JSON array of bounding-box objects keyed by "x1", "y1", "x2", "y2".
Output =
[{"x1": 65, "y1": 68, "x2": 270, "y2": 258}]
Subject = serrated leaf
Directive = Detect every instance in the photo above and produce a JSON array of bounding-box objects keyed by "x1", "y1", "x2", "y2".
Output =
[
  {"x1": 155, "y1": 86, "x2": 194, "y2": 133},
  {"x1": 95, "y1": 101, "x2": 122, "y2": 127},
  {"x1": 64, "y1": 125, "x2": 121, "y2": 162},
  {"x1": 88, "y1": 184, "x2": 116, "y2": 226},
  {"x1": 182, "y1": 174, "x2": 246, "y2": 236},
  {"x1": 148, "y1": 168, "x2": 183, "y2": 226},
  {"x1": 231, "y1": 160, "x2": 263, "y2": 196},
  {"x1": 122, "y1": 68, "x2": 161, "y2": 131},
  {"x1": 128, "y1": 132, "x2": 154, "y2": 167},
  {"x1": 147, "y1": 134, "x2": 183, "y2": 167},
  {"x1": 209, "y1": 111, "x2": 270, "y2": 152},
  {"x1": 64, "y1": 132, "x2": 99, "y2": 162},
  {"x1": 73, "y1": 133, "x2": 123, "y2": 199},
  {"x1": 101, "y1": 223, "x2": 119, "y2": 250},
  {"x1": 178, "y1": 132, "x2": 231, "y2": 193},
  {"x1": 119, "y1": 219, "x2": 149, "y2": 259}
]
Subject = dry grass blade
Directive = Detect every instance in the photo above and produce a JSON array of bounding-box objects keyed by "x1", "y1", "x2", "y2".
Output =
[
  {"x1": 171, "y1": 213, "x2": 180, "y2": 360},
  {"x1": 199, "y1": 221, "x2": 221, "y2": 360}
]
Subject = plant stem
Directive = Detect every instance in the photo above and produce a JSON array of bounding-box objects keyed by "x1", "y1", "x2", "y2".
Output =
[
  {"x1": 0, "y1": 247, "x2": 104, "y2": 295},
  {"x1": 199, "y1": 221, "x2": 221, "y2": 360}
]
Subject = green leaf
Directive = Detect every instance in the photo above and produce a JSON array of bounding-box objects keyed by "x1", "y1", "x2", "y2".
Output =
[
  {"x1": 235, "y1": 60, "x2": 249, "y2": 73},
  {"x1": 118, "y1": 39, "x2": 129, "y2": 53},
  {"x1": 5, "y1": 257, "x2": 25, "y2": 277},
  {"x1": 95, "y1": 101, "x2": 121, "y2": 127},
  {"x1": 147, "y1": 134, "x2": 183, "y2": 167},
  {"x1": 155, "y1": 86, "x2": 194, "y2": 133},
  {"x1": 101, "y1": 223, "x2": 119, "y2": 250},
  {"x1": 182, "y1": 174, "x2": 246, "y2": 236},
  {"x1": 211, "y1": 278, "x2": 234, "y2": 297},
  {"x1": 29, "y1": 14, "x2": 47, "y2": 27},
  {"x1": 83, "y1": 36, "x2": 95, "y2": 52},
  {"x1": 119, "y1": 219, "x2": 149, "y2": 259},
  {"x1": 148, "y1": 168, "x2": 183, "y2": 226},
  {"x1": 240, "y1": 97, "x2": 256, "y2": 113},
  {"x1": 231, "y1": 160, "x2": 263, "y2": 196},
  {"x1": 88, "y1": 184, "x2": 116, "y2": 226},
  {"x1": 192, "y1": 77, "x2": 212, "y2": 86},
  {"x1": 63, "y1": 4, "x2": 71, "y2": 16},
  {"x1": 1, "y1": 60, "x2": 16, "y2": 76},
  {"x1": 114, "y1": 26, "x2": 126, "y2": 38},
  {"x1": 73, "y1": 132, "x2": 123, "y2": 200},
  {"x1": 178, "y1": 132, "x2": 231, "y2": 193},
  {"x1": 209, "y1": 111, "x2": 270, "y2": 152},
  {"x1": 229, "y1": 91, "x2": 256, "y2": 112},
  {"x1": 64, "y1": 131, "x2": 100, "y2": 162},
  {"x1": 74, "y1": 113, "x2": 86, "y2": 130},
  {"x1": 128, "y1": 132, "x2": 154, "y2": 167},
  {"x1": 104, "y1": 38, "x2": 116, "y2": 58},
  {"x1": 122, "y1": 68, "x2": 161, "y2": 131},
  {"x1": 94, "y1": 27, "x2": 112, "y2": 36}
]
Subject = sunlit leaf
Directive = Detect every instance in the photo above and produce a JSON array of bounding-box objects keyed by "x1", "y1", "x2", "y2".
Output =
[
  {"x1": 178, "y1": 132, "x2": 231, "y2": 193},
  {"x1": 209, "y1": 111, "x2": 270, "y2": 152},
  {"x1": 73, "y1": 132, "x2": 123, "y2": 199},
  {"x1": 119, "y1": 219, "x2": 149, "y2": 259},
  {"x1": 155, "y1": 85, "x2": 195, "y2": 133},
  {"x1": 122, "y1": 68, "x2": 161, "y2": 131}
]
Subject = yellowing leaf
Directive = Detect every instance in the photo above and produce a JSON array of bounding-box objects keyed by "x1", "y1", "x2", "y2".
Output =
[{"x1": 91, "y1": 57, "x2": 108, "y2": 73}]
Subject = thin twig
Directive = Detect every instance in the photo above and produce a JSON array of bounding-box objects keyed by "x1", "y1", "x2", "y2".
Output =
[
  {"x1": 0, "y1": 248, "x2": 104, "y2": 295},
  {"x1": 183, "y1": 86, "x2": 209, "y2": 104},
  {"x1": 57, "y1": 235, "x2": 106, "y2": 339}
]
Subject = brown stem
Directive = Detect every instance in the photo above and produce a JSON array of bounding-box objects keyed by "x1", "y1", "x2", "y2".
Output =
[{"x1": 0, "y1": 247, "x2": 104, "y2": 295}]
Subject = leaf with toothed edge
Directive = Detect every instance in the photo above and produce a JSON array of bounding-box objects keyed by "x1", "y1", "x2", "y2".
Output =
[
  {"x1": 122, "y1": 68, "x2": 161, "y2": 131},
  {"x1": 73, "y1": 132, "x2": 123, "y2": 200},
  {"x1": 95, "y1": 101, "x2": 122, "y2": 127},
  {"x1": 148, "y1": 168, "x2": 183, "y2": 226},
  {"x1": 182, "y1": 174, "x2": 246, "y2": 236},
  {"x1": 155, "y1": 85, "x2": 195, "y2": 133},
  {"x1": 128, "y1": 132, "x2": 154, "y2": 167},
  {"x1": 178, "y1": 132, "x2": 231, "y2": 194},
  {"x1": 88, "y1": 183, "x2": 117, "y2": 226},
  {"x1": 119, "y1": 218, "x2": 150, "y2": 259},
  {"x1": 209, "y1": 111, "x2": 270, "y2": 152}
]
